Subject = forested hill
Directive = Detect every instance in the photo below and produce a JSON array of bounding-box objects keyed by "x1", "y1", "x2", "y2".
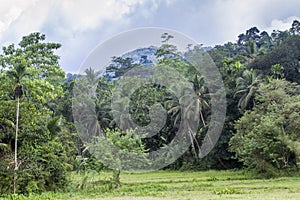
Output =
[{"x1": 249, "y1": 36, "x2": 300, "y2": 83}]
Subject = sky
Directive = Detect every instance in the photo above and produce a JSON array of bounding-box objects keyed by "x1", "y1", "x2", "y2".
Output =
[{"x1": 0, "y1": 0, "x2": 300, "y2": 73}]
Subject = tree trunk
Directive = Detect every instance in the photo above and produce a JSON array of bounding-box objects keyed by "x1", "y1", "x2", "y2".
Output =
[
  {"x1": 199, "y1": 110, "x2": 207, "y2": 128},
  {"x1": 114, "y1": 169, "x2": 120, "y2": 184},
  {"x1": 13, "y1": 97, "x2": 19, "y2": 194}
]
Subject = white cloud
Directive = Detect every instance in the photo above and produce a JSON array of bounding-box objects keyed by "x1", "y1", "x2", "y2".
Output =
[
  {"x1": 0, "y1": 0, "x2": 146, "y2": 72},
  {"x1": 213, "y1": 0, "x2": 300, "y2": 37},
  {"x1": 57, "y1": 0, "x2": 143, "y2": 32},
  {"x1": 151, "y1": 0, "x2": 300, "y2": 45},
  {"x1": 50, "y1": 0, "x2": 146, "y2": 72},
  {"x1": 0, "y1": 0, "x2": 299, "y2": 72},
  {"x1": 265, "y1": 16, "x2": 300, "y2": 33},
  {"x1": 0, "y1": 0, "x2": 39, "y2": 41},
  {"x1": 0, "y1": 0, "x2": 63, "y2": 49},
  {"x1": 0, "y1": 0, "x2": 143, "y2": 42},
  {"x1": 195, "y1": 0, "x2": 275, "y2": 44}
]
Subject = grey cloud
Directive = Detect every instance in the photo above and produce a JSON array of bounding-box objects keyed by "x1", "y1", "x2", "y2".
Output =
[{"x1": 1, "y1": 0, "x2": 300, "y2": 72}]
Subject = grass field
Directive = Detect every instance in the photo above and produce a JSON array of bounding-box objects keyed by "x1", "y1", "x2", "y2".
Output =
[{"x1": 2, "y1": 170, "x2": 300, "y2": 200}]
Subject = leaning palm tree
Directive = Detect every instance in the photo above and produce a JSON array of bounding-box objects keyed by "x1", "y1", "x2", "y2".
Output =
[
  {"x1": 6, "y1": 57, "x2": 28, "y2": 194},
  {"x1": 167, "y1": 75, "x2": 209, "y2": 128},
  {"x1": 184, "y1": 75, "x2": 210, "y2": 155},
  {"x1": 235, "y1": 69, "x2": 261, "y2": 111},
  {"x1": 189, "y1": 75, "x2": 210, "y2": 127},
  {"x1": 166, "y1": 75, "x2": 210, "y2": 156}
]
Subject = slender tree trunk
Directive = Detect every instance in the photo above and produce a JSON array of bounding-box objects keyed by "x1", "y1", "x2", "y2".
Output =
[
  {"x1": 114, "y1": 169, "x2": 120, "y2": 184},
  {"x1": 112, "y1": 168, "x2": 121, "y2": 188},
  {"x1": 199, "y1": 110, "x2": 206, "y2": 128},
  {"x1": 13, "y1": 97, "x2": 19, "y2": 194},
  {"x1": 217, "y1": 156, "x2": 228, "y2": 169}
]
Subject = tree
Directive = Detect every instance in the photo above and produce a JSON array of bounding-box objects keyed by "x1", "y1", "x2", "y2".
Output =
[
  {"x1": 181, "y1": 75, "x2": 210, "y2": 156},
  {"x1": 73, "y1": 68, "x2": 103, "y2": 143},
  {"x1": 105, "y1": 57, "x2": 140, "y2": 80},
  {"x1": 280, "y1": 96, "x2": 300, "y2": 166},
  {"x1": 6, "y1": 57, "x2": 28, "y2": 194},
  {"x1": 249, "y1": 35, "x2": 300, "y2": 83},
  {"x1": 95, "y1": 79, "x2": 112, "y2": 130},
  {"x1": 289, "y1": 20, "x2": 300, "y2": 35},
  {"x1": 257, "y1": 31, "x2": 273, "y2": 54},
  {"x1": 230, "y1": 79, "x2": 300, "y2": 176},
  {"x1": 235, "y1": 69, "x2": 261, "y2": 111},
  {"x1": 245, "y1": 40, "x2": 259, "y2": 62},
  {"x1": 188, "y1": 75, "x2": 210, "y2": 128},
  {"x1": 90, "y1": 128, "x2": 149, "y2": 186},
  {"x1": 271, "y1": 30, "x2": 290, "y2": 46},
  {"x1": 155, "y1": 33, "x2": 192, "y2": 75},
  {"x1": 0, "y1": 32, "x2": 67, "y2": 194},
  {"x1": 237, "y1": 27, "x2": 260, "y2": 45},
  {"x1": 222, "y1": 57, "x2": 245, "y2": 76},
  {"x1": 271, "y1": 63, "x2": 284, "y2": 79}
]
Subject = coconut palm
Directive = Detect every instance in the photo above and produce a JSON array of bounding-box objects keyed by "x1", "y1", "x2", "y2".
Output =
[
  {"x1": 84, "y1": 67, "x2": 101, "y2": 99},
  {"x1": 111, "y1": 97, "x2": 134, "y2": 131},
  {"x1": 186, "y1": 75, "x2": 210, "y2": 127},
  {"x1": 235, "y1": 69, "x2": 261, "y2": 111},
  {"x1": 166, "y1": 75, "x2": 209, "y2": 127},
  {"x1": 166, "y1": 75, "x2": 210, "y2": 156},
  {"x1": 96, "y1": 98, "x2": 112, "y2": 130},
  {"x1": 78, "y1": 68, "x2": 103, "y2": 140}
]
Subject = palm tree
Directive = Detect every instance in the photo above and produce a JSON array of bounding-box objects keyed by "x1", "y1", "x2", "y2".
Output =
[
  {"x1": 245, "y1": 40, "x2": 258, "y2": 62},
  {"x1": 96, "y1": 78, "x2": 113, "y2": 129},
  {"x1": 0, "y1": 143, "x2": 8, "y2": 151},
  {"x1": 78, "y1": 68, "x2": 112, "y2": 140},
  {"x1": 84, "y1": 67, "x2": 101, "y2": 99},
  {"x1": 111, "y1": 97, "x2": 134, "y2": 131},
  {"x1": 271, "y1": 63, "x2": 284, "y2": 79},
  {"x1": 6, "y1": 57, "x2": 28, "y2": 194},
  {"x1": 166, "y1": 75, "x2": 210, "y2": 156},
  {"x1": 96, "y1": 98, "x2": 112, "y2": 130},
  {"x1": 235, "y1": 69, "x2": 261, "y2": 111},
  {"x1": 186, "y1": 75, "x2": 210, "y2": 127},
  {"x1": 47, "y1": 116, "x2": 62, "y2": 137},
  {"x1": 81, "y1": 100, "x2": 102, "y2": 140},
  {"x1": 80, "y1": 68, "x2": 102, "y2": 140},
  {"x1": 167, "y1": 75, "x2": 209, "y2": 127}
]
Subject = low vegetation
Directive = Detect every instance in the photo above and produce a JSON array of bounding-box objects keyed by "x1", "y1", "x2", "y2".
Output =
[{"x1": 1, "y1": 170, "x2": 300, "y2": 199}]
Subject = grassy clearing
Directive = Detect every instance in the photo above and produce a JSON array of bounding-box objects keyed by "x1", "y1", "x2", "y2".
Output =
[{"x1": 1, "y1": 170, "x2": 300, "y2": 200}]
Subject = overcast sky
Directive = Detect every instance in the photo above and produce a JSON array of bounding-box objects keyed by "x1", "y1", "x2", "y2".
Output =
[{"x1": 0, "y1": 0, "x2": 299, "y2": 73}]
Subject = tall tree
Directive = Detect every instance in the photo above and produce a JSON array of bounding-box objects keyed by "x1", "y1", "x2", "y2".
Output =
[
  {"x1": 188, "y1": 75, "x2": 210, "y2": 128},
  {"x1": 0, "y1": 32, "x2": 67, "y2": 194},
  {"x1": 6, "y1": 57, "x2": 28, "y2": 194},
  {"x1": 289, "y1": 20, "x2": 300, "y2": 35},
  {"x1": 237, "y1": 27, "x2": 260, "y2": 45}
]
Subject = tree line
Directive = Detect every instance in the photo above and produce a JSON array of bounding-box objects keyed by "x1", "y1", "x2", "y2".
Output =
[{"x1": 0, "y1": 20, "x2": 300, "y2": 195}]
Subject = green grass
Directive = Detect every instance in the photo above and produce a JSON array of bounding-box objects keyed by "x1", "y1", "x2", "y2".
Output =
[{"x1": 1, "y1": 170, "x2": 300, "y2": 200}]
